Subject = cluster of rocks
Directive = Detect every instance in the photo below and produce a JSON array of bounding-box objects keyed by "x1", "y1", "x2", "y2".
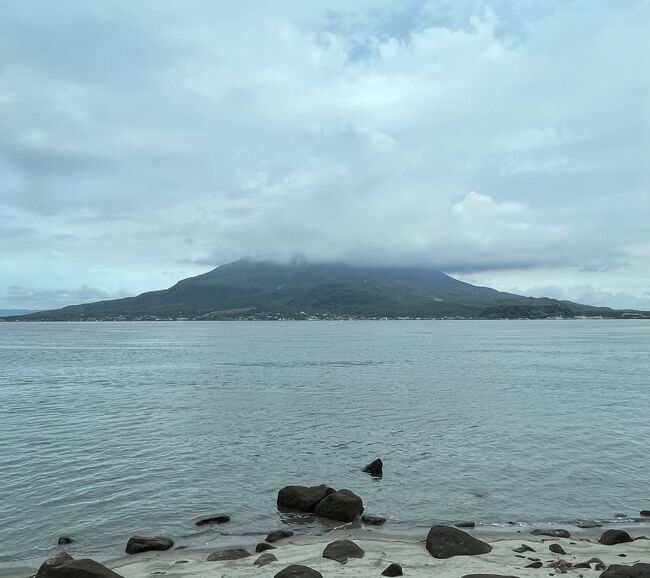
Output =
[{"x1": 277, "y1": 484, "x2": 364, "y2": 522}]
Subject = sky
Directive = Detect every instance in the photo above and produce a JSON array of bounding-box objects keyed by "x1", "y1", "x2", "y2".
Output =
[{"x1": 1, "y1": 0, "x2": 648, "y2": 311}]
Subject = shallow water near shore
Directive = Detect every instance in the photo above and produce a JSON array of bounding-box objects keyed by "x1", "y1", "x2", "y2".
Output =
[{"x1": 0, "y1": 319, "x2": 648, "y2": 569}]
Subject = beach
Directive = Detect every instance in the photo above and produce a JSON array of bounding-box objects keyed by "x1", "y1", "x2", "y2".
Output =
[{"x1": 18, "y1": 524, "x2": 650, "y2": 578}]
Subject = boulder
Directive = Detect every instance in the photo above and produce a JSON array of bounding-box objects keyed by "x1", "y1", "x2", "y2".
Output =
[
  {"x1": 254, "y1": 552, "x2": 278, "y2": 567},
  {"x1": 425, "y1": 525, "x2": 492, "y2": 559},
  {"x1": 277, "y1": 485, "x2": 334, "y2": 511},
  {"x1": 207, "y1": 548, "x2": 250, "y2": 561},
  {"x1": 530, "y1": 529, "x2": 571, "y2": 538},
  {"x1": 322, "y1": 539, "x2": 365, "y2": 564},
  {"x1": 599, "y1": 530, "x2": 633, "y2": 546},
  {"x1": 274, "y1": 564, "x2": 323, "y2": 578},
  {"x1": 513, "y1": 545, "x2": 535, "y2": 553},
  {"x1": 599, "y1": 564, "x2": 650, "y2": 578},
  {"x1": 313, "y1": 489, "x2": 364, "y2": 522},
  {"x1": 382, "y1": 563, "x2": 403, "y2": 576},
  {"x1": 549, "y1": 544, "x2": 567, "y2": 555},
  {"x1": 125, "y1": 536, "x2": 173, "y2": 555},
  {"x1": 256, "y1": 542, "x2": 276, "y2": 552},
  {"x1": 57, "y1": 536, "x2": 75, "y2": 545},
  {"x1": 456, "y1": 521, "x2": 476, "y2": 528},
  {"x1": 363, "y1": 458, "x2": 383, "y2": 477},
  {"x1": 266, "y1": 529, "x2": 294, "y2": 543},
  {"x1": 525, "y1": 561, "x2": 543, "y2": 568},
  {"x1": 36, "y1": 554, "x2": 123, "y2": 578},
  {"x1": 195, "y1": 514, "x2": 230, "y2": 525},
  {"x1": 362, "y1": 514, "x2": 386, "y2": 525},
  {"x1": 640, "y1": 510, "x2": 650, "y2": 517}
]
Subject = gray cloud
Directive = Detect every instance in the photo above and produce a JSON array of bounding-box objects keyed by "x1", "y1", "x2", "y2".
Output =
[{"x1": 0, "y1": 0, "x2": 647, "y2": 309}]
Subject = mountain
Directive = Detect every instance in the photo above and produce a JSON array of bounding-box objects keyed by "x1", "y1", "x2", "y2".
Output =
[{"x1": 2, "y1": 260, "x2": 646, "y2": 321}]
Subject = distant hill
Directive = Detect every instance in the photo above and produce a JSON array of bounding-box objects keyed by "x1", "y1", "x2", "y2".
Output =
[
  {"x1": 2, "y1": 260, "x2": 647, "y2": 321},
  {"x1": 0, "y1": 309, "x2": 40, "y2": 317}
]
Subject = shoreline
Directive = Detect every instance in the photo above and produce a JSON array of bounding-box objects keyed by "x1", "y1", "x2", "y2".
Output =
[{"x1": 7, "y1": 523, "x2": 650, "y2": 578}]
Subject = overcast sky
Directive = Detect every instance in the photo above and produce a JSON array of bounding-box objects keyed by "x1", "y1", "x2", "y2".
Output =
[{"x1": 1, "y1": 0, "x2": 648, "y2": 311}]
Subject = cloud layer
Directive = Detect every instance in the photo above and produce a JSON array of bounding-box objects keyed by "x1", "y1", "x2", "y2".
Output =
[{"x1": 0, "y1": 1, "x2": 648, "y2": 309}]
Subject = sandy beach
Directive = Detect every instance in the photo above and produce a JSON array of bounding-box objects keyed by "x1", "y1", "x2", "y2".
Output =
[{"x1": 23, "y1": 525, "x2": 648, "y2": 578}]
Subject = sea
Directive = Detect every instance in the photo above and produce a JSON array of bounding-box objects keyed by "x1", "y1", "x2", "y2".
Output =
[{"x1": 0, "y1": 320, "x2": 648, "y2": 569}]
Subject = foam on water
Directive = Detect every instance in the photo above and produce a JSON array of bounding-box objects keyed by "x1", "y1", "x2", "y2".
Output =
[{"x1": 0, "y1": 320, "x2": 648, "y2": 567}]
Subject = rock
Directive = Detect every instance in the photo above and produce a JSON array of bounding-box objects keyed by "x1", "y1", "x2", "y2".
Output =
[
  {"x1": 588, "y1": 559, "x2": 606, "y2": 566},
  {"x1": 456, "y1": 521, "x2": 476, "y2": 528},
  {"x1": 207, "y1": 548, "x2": 250, "y2": 561},
  {"x1": 640, "y1": 510, "x2": 650, "y2": 517},
  {"x1": 577, "y1": 521, "x2": 602, "y2": 528},
  {"x1": 274, "y1": 564, "x2": 323, "y2": 578},
  {"x1": 549, "y1": 544, "x2": 566, "y2": 555},
  {"x1": 595, "y1": 564, "x2": 607, "y2": 571},
  {"x1": 254, "y1": 553, "x2": 278, "y2": 567},
  {"x1": 125, "y1": 536, "x2": 174, "y2": 555},
  {"x1": 599, "y1": 564, "x2": 650, "y2": 578},
  {"x1": 574, "y1": 563, "x2": 591, "y2": 569},
  {"x1": 35, "y1": 554, "x2": 123, "y2": 578},
  {"x1": 363, "y1": 458, "x2": 383, "y2": 477},
  {"x1": 256, "y1": 542, "x2": 276, "y2": 552},
  {"x1": 57, "y1": 536, "x2": 75, "y2": 545},
  {"x1": 598, "y1": 530, "x2": 633, "y2": 546},
  {"x1": 382, "y1": 563, "x2": 403, "y2": 576},
  {"x1": 277, "y1": 485, "x2": 334, "y2": 512},
  {"x1": 313, "y1": 489, "x2": 364, "y2": 522},
  {"x1": 615, "y1": 513, "x2": 627, "y2": 518},
  {"x1": 362, "y1": 514, "x2": 386, "y2": 525},
  {"x1": 531, "y1": 529, "x2": 571, "y2": 538},
  {"x1": 266, "y1": 530, "x2": 294, "y2": 543},
  {"x1": 195, "y1": 514, "x2": 230, "y2": 525},
  {"x1": 619, "y1": 554, "x2": 627, "y2": 557},
  {"x1": 322, "y1": 539, "x2": 365, "y2": 564},
  {"x1": 525, "y1": 561, "x2": 543, "y2": 568},
  {"x1": 425, "y1": 525, "x2": 492, "y2": 559},
  {"x1": 513, "y1": 545, "x2": 535, "y2": 553}
]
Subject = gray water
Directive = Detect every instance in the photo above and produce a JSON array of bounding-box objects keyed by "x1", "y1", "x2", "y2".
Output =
[{"x1": 0, "y1": 320, "x2": 648, "y2": 568}]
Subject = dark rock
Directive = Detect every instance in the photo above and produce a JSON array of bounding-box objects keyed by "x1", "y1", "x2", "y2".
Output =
[
  {"x1": 640, "y1": 510, "x2": 650, "y2": 517},
  {"x1": 599, "y1": 564, "x2": 650, "y2": 578},
  {"x1": 619, "y1": 554, "x2": 627, "y2": 557},
  {"x1": 577, "y1": 521, "x2": 602, "y2": 528},
  {"x1": 125, "y1": 536, "x2": 174, "y2": 555},
  {"x1": 256, "y1": 542, "x2": 276, "y2": 552},
  {"x1": 322, "y1": 539, "x2": 365, "y2": 564},
  {"x1": 615, "y1": 514, "x2": 627, "y2": 518},
  {"x1": 526, "y1": 562, "x2": 543, "y2": 568},
  {"x1": 266, "y1": 530, "x2": 294, "y2": 543},
  {"x1": 362, "y1": 514, "x2": 386, "y2": 525},
  {"x1": 363, "y1": 458, "x2": 383, "y2": 477},
  {"x1": 57, "y1": 536, "x2": 75, "y2": 545},
  {"x1": 274, "y1": 564, "x2": 323, "y2": 578},
  {"x1": 531, "y1": 529, "x2": 571, "y2": 538},
  {"x1": 382, "y1": 563, "x2": 403, "y2": 576},
  {"x1": 313, "y1": 489, "x2": 364, "y2": 522},
  {"x1": 598, "y1": 530, "x2": 633, "y2": 546},
  {"x1": 513, "y1": 545, "x2": 535, "y2": 553},
  {"x1": 634, "y1": 536, "x2": 649, "y2": 540},
  {"x1": 195, "y1": 514, "x2": 231, "y2": 525},
  {"x1": 277, "y1": 485, "x2": 334, "y2": 512},
  {"x1": 549, "y1": 544, "x2": 566, "y2": 555},
  {"x1": 425, "y1": 525, "x2": 492, "y2": 559},
  {"x1": 574, "y1": 563, "x2": 591, "y2": 569},
  {"x1": 528, "y1": 557, "x2": 541, "y2": 561},
  {"x1": 595, "y1": 564, "x2": 607, "y2": 571},
  {"x1": 588, "y1": 559, "x2": 605, "y2": 565},
  {"x1": 254, "y1": 552, "x2": 278, "y2": 567},
  {"x1": 35, "y1": 554, "x2": 123, "y2": 578},
  {"x1": 456, "y1": 521, "x2": 476, "y2": 528},
  {"x1": 207, "y1": 548, "x2": 250, "y2": 561}
]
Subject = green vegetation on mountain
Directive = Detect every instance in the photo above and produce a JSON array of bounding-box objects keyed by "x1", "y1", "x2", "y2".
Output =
[{"x1": 2, "y1": 260, "x2": 646, "y2": 321}]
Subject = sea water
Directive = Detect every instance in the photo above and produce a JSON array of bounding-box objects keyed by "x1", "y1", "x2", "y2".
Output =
[{"x1": 0, "y1": 320, "x2": 648, "y2": 567}]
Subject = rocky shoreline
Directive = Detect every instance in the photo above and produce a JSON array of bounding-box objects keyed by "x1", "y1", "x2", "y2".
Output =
[{"x1": 15, "y1": 479, "x2": 650, "y2": 578}]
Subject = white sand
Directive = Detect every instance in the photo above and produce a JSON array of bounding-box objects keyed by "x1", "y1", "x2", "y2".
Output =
[{"x1": 107, "y1": 530, "x2": 650, "y2": 578}]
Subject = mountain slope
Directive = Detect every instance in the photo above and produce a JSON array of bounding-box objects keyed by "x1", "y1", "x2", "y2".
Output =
[{"x1": 2, "y1": 260, "x2": 644, "y2": 320}]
